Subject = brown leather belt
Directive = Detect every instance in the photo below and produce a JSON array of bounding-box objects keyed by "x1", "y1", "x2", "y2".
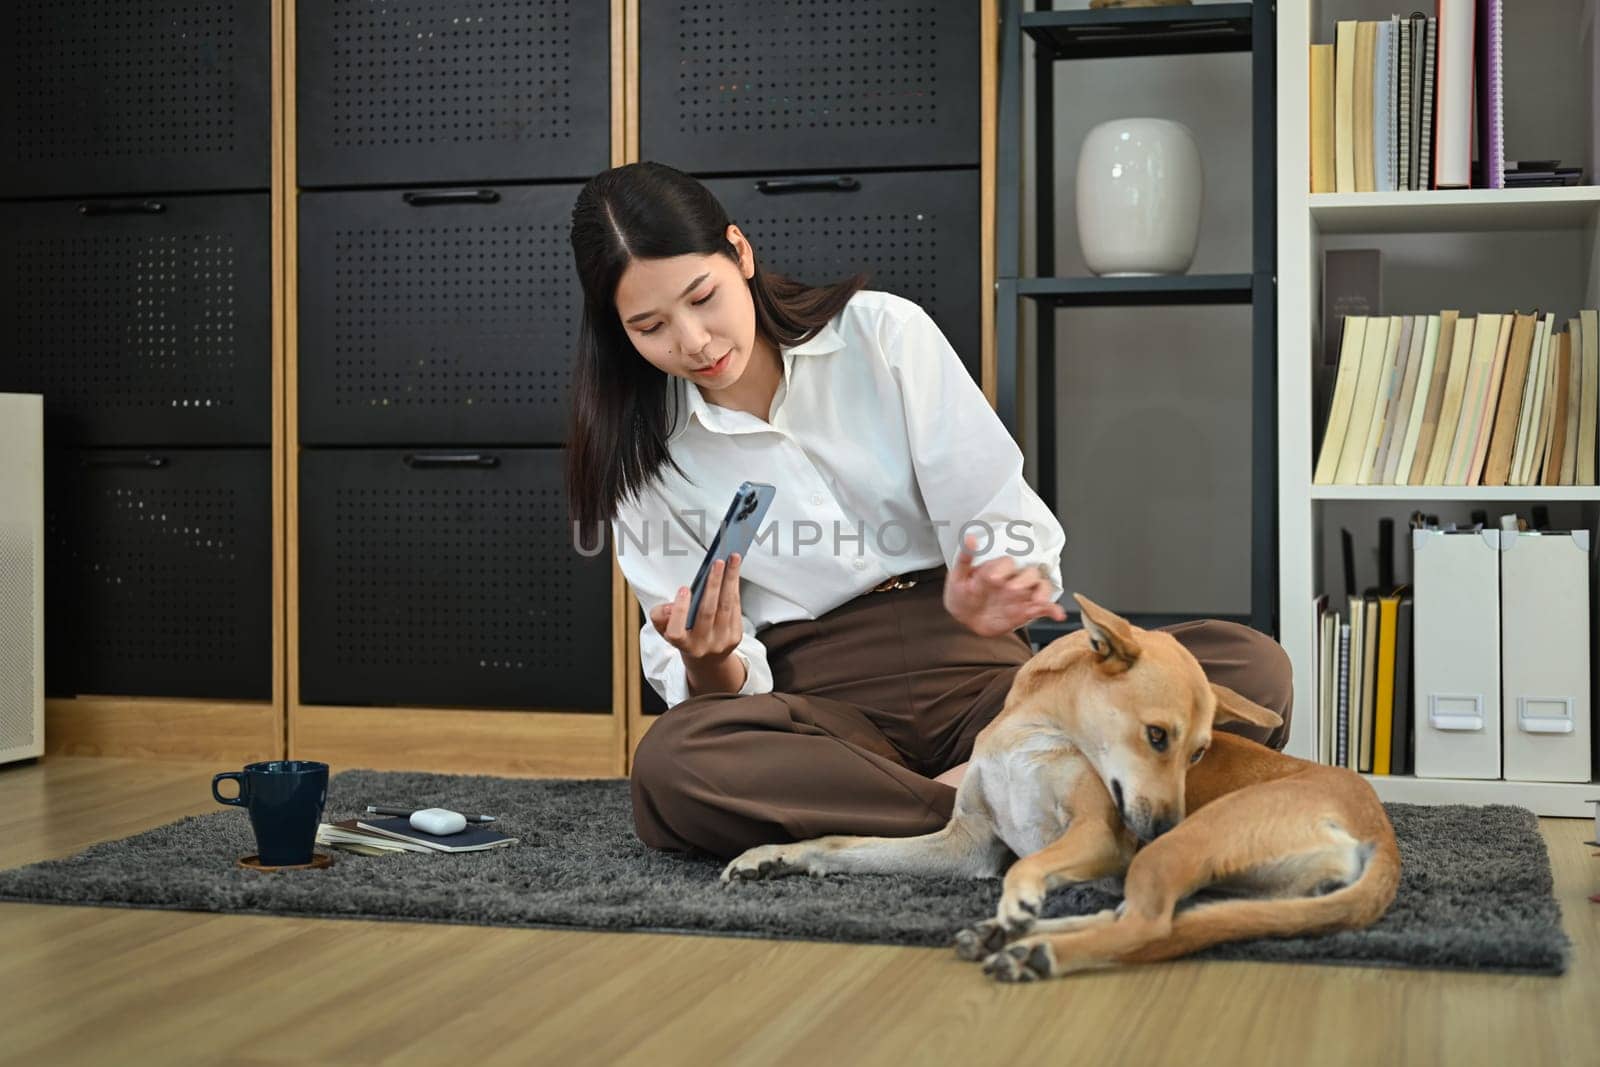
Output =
[{"x1": 867, "y1": 565, "x2": 946, "y2": 594}]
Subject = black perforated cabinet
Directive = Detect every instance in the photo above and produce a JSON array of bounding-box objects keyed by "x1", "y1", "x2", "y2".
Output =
[
  {"x1": 43, "y1": 447, "x2": 272, "y2": 699},
  {"x1": 640, "y1": 0, "x2": 980, "y2": 174},
  {"x1": 0, "y1": 194, "x2": 273, "y2": 446},
  {"x1": 701, "y1": 171, "x2": 981, "y2": 381},
  {"x1": 297, "y1": 184, "x2": 581, "y2": 446},
  {"x1": 297, "y1": 448, "x2": 612, "y2": 711},
  {"x1": 295, "y1": 0, "x2": 610, "y2": 187},
  {"x1": 0, "y1": 1, "x2": 270, "y2": 198}
]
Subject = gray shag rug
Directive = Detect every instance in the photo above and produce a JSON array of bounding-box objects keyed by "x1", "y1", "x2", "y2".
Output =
[{"x1": 0, "y1": 770, "x2": 1570, "y2": 975}]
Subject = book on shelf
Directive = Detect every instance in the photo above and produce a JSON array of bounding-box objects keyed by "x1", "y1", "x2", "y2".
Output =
[
  {"x1": 1373, "y1": 591, "x2": 1402, "y2": 775},
  {"x1": 1396, "y1": 15, "x2": 1411, "y2": 192},
  {"x1": 1424, "y1": 314, "x2": 1474, "y2": 485},
  {"x1": 1396, "y1": 315, "x2": 1443, "y2": 482},
  {"x1": 1315, "y1": 250, "x2": 1383, "y2": 475},
  {"x1": 1434, "y1": 0, "x2": 1471, "y2": 188},
  {"x1": 1482, "y1": 311, "x2": 1539, "y2": 486},
  {"x1": 1390, "y1": 595, "x2": 1414, "y2": 776},
  {"x1": 1313, "y1": 307, "x2": 1599, "y2": 487},
  {"x1": 1333, "y1": 21, "x2": 1357, "y2": 193},
  {"x1": 1373, "y1": 19, "x2": 1393, "y2": 193},
  {"x1": 1358, "y1": 594, "x2": 1379, "y2": 773},
  {"x1": 1475, "y1": 0, "x2": 1506, "y2": 189},
  {"x1": 1501, "y1": 164, "x2": 1582, "y2": 187},
  {"x1": 1354, "y1": 21, "x2": 1376, "y2": 193},
  {"x1": 1317, "y1": 595, "x2": 1337, "y2": 763},
  {"x1": 1419, "y1": 13, "x2": 1439, "y2": 189},
  {"x1": 1544, "y1": 327, "x2": 1572, "y2": 485},
  {"x1": 1345, "y1": 594, "x2": 1365, "y2": 769},
  {"x1": 1312, "y1": 3, "x2": 1523, "y2": 192},
  {"x1": 1462, "y1": 313, "x2": 1512, "y2": 486},
  {"x1": 1324, "y1": 587, "x2": 1409, "y2": 776},
  {"x1": 1335, "y1": 619, "x2": 1352, "y2": 766},
  {"x1": 1581, "y1": 310, "x2": 1599, "y2": 484},
  {"x1": 1310, "y1": 43, "x2": 1335, "y2": 194},
  {"x1": 1368, "y1": 315, "x2": 1415, "y2": 485}
]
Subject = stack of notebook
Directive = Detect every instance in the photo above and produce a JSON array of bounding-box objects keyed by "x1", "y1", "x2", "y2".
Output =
[
  {"x1": 316, "y1": 817, "x2": 518, "y2": 855},
  {"x1": 1313, "y1": 308, "x2": 1599, "y2": 488},
  {"x1": 1310, "y1": 0, "x2": 1508, "y2": 192}
]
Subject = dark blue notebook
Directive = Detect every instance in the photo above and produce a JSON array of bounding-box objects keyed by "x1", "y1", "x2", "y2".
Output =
[{"x1": 355, "y1": 817, "x2": 518, "y2": 852}]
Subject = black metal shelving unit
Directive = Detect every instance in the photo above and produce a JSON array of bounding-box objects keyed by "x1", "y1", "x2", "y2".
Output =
[{"x1": 996, "y1": 0, "x2": 1277, "y2": 645}]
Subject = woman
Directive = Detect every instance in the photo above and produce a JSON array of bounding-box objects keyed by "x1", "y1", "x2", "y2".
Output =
[{"x1": 566, "y1": 161, "x2": 1292, "y2": 861}]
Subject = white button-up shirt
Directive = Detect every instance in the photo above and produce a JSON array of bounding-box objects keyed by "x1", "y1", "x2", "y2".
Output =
[{"x1": 611, "y1": 288, "x2": 1066, "y2": 708}]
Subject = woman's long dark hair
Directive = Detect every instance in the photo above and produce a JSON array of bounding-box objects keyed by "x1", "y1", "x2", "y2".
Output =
[{"x1": 565, "y1": 161, "x2": 869, "y2": 529}]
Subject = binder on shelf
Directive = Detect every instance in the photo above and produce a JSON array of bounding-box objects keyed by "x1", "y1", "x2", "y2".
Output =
[
  {"x1": 1358, "y1": 595, "x2": 1380, "y2": 772},
  {"x1": 1373, "y1": 593, "x2": 1400, "y2": 775},
  {"x1": 1389, "y1": 595, "x2": 1414, "y2": 776},
  {"x1": 1499, "y1": 531, "x2": 1593, "y2": 783},
  {"x1": 1412, "y1": 529, "x2": 1501, "y2": 780}
]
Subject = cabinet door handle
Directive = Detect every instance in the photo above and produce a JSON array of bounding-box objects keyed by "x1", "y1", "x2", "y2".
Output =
[
  {"x1": 403, "y1": 452, "x2": 500, "y2": 469},
  {"x1": 754, "y1": 176, "x2": 860, "y2": 195},
  {"x1": 401, "y1": 189, "x2": 501, "y2": 207},
  {"x1": 79, "y1": 200, "x2": 166, "y2": 216},
  {"x1": 82, "y1": 454, "x2": 168, "y2": 468}
]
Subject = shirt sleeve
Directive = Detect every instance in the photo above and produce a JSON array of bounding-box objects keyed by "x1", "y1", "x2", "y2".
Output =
[
  {"x1": 612, "y1": 484, "x2": 774, "y2": 709},
  {"x1": 883, "y1": 300, "x2": 1066, "y2": 603}
]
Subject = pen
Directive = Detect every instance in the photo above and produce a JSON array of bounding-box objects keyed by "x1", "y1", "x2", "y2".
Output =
[{"x1": 364, "y1": 805, "x2": 497, "y2": 824}]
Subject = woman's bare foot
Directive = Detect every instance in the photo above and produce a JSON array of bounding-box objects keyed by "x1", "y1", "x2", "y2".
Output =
[{"x1": 933, "y1": 761, "x2": 969, "y2": 788}]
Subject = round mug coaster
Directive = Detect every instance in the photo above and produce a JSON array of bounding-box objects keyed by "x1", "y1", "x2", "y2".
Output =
[{"x1": 237, "y1": 853, "x2": 333, "y2": 873}]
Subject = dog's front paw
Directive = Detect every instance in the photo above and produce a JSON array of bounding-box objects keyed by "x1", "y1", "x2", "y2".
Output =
[
  {"x1": 996, "y1": 889, "x2": 1043, "y2": 937},
  {"x1": 952, "y1": 919, "x2": 1011, "y2": 961},
  {"x1": 981, "y1": 939, "x2": 1056, "y2": 983},
  {"x1": 720, "y1": 844, "x2": 819, "y2": 884}
]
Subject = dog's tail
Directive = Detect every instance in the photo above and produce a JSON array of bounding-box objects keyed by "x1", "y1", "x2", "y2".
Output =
[{"x1": 1116, "y1": 832, "x2": 1402, "y2": 965}]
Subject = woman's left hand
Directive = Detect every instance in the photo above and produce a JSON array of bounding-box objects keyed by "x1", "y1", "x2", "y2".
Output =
[{"x1": 943, "y1": 533, "x2": 1067, "y2": 637}]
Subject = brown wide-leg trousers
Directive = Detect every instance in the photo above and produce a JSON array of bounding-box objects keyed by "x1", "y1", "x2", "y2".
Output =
[{"x1": 630, "y1": 568, "x2": 1293, "y2": 861}]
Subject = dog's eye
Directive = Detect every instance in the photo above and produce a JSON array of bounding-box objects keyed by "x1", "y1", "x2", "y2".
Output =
[
  {"x1": 1146, "y1": 725, "x2": 1167, "y2": 752},
  {"x1": 1189, "y1": 746, "x2": 1206, "y2": 765}
]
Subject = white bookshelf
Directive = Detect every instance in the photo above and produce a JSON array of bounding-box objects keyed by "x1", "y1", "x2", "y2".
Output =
[
  {"x1": 1357, "y1": 773, "x2": 1598, "y2": 813},
  {"x1": 1312, "y1": 186, "x2": 1600, "y2": 232},
  {"x1": 1278, "y1": 2, "x2": 1600, "y2": 817},
  {"x1": 1312, "y1": 485, "x2": 1600, "y2": 501}
]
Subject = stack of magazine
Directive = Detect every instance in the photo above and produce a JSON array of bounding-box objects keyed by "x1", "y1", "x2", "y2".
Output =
[{"x1": 316, "y1": 816, "x2": 518, "y2": 856}]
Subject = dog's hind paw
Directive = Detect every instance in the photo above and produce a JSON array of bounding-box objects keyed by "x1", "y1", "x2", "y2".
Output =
[
  {"x1": 952, "y1": 919, "x2": 1011, "y2": 961},
  {"x1": 981, "y1": 940, "x2": 1056, "y2": 983}
]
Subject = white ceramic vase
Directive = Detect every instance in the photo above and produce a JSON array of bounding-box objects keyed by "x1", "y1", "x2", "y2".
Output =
[{"x1": 1075, "y1": 117, "x2": 1203, "y2": 276}]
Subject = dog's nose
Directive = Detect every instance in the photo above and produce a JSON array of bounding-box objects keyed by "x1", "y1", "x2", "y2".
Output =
[{"x1": 1149, "y1": 816, "x2": 1176, "y2": 839}]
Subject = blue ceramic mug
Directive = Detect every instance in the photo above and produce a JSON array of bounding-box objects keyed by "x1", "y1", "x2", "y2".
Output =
[{"x1": 212, "y1": 760, "x2": 329, "y2": 866}]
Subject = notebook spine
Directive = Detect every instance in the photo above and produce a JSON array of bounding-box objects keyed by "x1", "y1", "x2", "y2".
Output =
[
  {"x1": 1336, "y1": 622, "x2": 1352, "y2": 766},
  {"x1": 1488, "y1": 1, "x2": 1504, "y2": 189},
  {"x1": 1419, "y1": 16, "x2": 1437, "y2": 190}
]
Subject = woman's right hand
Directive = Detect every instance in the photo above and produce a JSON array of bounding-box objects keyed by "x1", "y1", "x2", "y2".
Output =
[{"x1": 649, "y1": 553, "x2": 748, "y2": 693}]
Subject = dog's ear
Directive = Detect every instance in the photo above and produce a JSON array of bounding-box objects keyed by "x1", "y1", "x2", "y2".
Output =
[
  {"x1": 1209, "y1": 682, "x2": 1284, "y2": 729},
  {"x1": 1072, "y1": 593, "x2": 1141, "y2": 674}
]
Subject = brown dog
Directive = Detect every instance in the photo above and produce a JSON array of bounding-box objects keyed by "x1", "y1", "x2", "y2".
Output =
[{"x1": 722, "y1": 594, "x2": 1400, "y2": 981}]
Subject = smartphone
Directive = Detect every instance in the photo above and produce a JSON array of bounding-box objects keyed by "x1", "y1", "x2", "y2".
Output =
[{"x1": 685, "y1": 481, "x2": 775, "y2": 629}]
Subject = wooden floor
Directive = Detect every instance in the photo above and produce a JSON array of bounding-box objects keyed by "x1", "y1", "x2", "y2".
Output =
[{"x1": 1, "y1": 757, "x2": 1597, "y2": 1067}]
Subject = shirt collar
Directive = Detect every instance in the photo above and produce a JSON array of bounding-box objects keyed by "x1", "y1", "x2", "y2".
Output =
[
  {"x1": 668, "y1": 318, "x2": 844, "y2": 440},
  {"x1": 780, "y1": 317, "x2": 845, "y2": 359}
]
